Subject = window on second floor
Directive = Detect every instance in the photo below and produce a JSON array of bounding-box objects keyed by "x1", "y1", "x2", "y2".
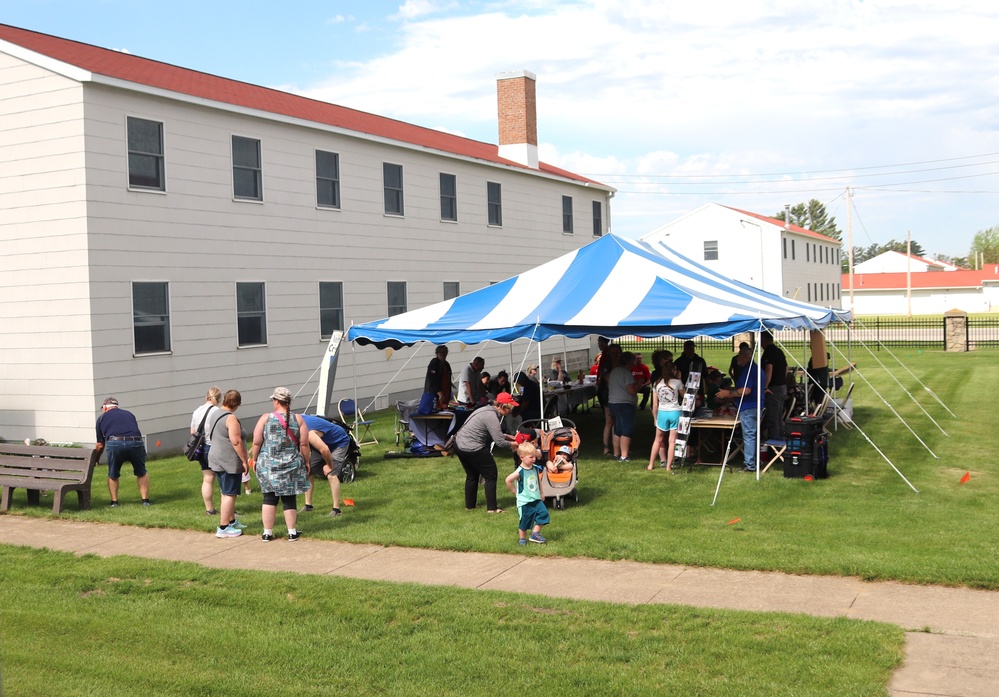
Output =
[
  {"x1": 232, "y1": 136, "x2": 262, "y2": 201},
  {"x1": 704, "y1": 240, "x2": 719, "y2": 261},
  {"x1": 487, "y1": 181, "x2": 502, "y2": 226},
  {"x1": 592, "y1": 201, "x2": 603, "y2": 237},
  {"x1": 443, "y1": 281, "x2": 460, "y2": 300},
  {"x1": 236, "y1": 282, "x2": 267, "y2": 346},
  {"x1": 126, "y1": 117, "x2": 165, "y2": 191},
  {"x1": 384, "y1": 163, "x2": 404, "y2": 215},
  {"x1": 387, "y1": 281, "x2": 407, "y2": 316},
  {"x1": 316, "y1": 150, "x2": 340, "y2": 209},
  {"x1": 440, "y1": 173, "x2": 457, "y2": 221},
  {"x1": 319, "y1": 281, "x2": 344, "y2": 339},
  {"x1": 562, "y1": 195, "x2": 573, "y2": 233},
  {"x1": 132, "y1": 281, "x2": 170, "y2": 354}
]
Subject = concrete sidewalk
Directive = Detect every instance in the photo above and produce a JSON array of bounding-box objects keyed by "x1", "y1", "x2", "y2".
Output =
[{"x1": 2, "y1": 515, "x2": 996, "y2": 696}]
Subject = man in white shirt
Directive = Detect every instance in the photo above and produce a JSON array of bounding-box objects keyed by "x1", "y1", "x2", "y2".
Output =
[{"x1": 457, "y1": 356, "x2": 485, "y2": 406}]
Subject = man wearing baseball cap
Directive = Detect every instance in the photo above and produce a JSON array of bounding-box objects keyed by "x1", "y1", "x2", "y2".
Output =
[{"x1": 95, "y1": 397, "x2": 151, "y2": 507}]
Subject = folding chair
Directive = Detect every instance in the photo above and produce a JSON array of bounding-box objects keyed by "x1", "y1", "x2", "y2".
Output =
[
  {"x1": 338, "y1": 398, "x2": 378, "y2": 446},
  {"x1": 823, "y1": 382, "x2": 855, "y2": 434},
  {"x1": 762, "y1": 439, "x2": 787, "y2": 474}
]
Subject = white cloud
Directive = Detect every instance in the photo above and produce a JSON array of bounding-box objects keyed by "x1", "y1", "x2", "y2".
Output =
[
  {"x1": 295, "y1": 0, "x2": 999, "y2": 253},
  {"x1": 396, "y1": 0, "x2": 459, "y2": 20}
]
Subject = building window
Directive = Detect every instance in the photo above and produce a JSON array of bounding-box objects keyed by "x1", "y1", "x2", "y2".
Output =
[
  {"x1": 316, "y1": 150, "x2": 340, "y2": 209},
  {"x1": 487, "y1": 181, "x2": 502, "y2": 226},
  {"x1": 236, "y1": 282, "x2": 267, "y2": 346},
  {"x1": 232, "y1": 136, "x2": 262, "y2": 201},
  {"x1": 443, "y1": 281, "x2": 460, "y2": 300},
  {"x1": 792, "y1": 239, "x2": 796, "y2": 260},
  {"x1": 387, "y1": 282, "x2": 407, "y2": 316},
  {"x1": 592, "y1": 201, "x2": 603, "y2": 237},
  {"x1": 807, "y1": 284, "x2": 811, "y2": 302},
  {"x1": 562, "y1": 195, "x2": 574, "y2": 233},
  {"x1": 132, "y1": 282, "x2": 170, "y2": 354},
  {"x1": 126, "y1": 117, "x2": 165, "y2": 191},
  {"x1": 440, "y1": 173, "x2": 457, "y2": 221},
  {"x1": 783, "y1": 238, "x2": 787, "y2": 259},
  {"x1": 384, "y1": 163, "x2": 404, "y2": 215},
  {"x1": 806, "y1": 244, "x2": 810, "y2": 262},
  {"x1": 704, "y1": 240, "x2": 719, "y2": 261},
  {"x1": 319, "y1": 281, "x2": 344, "y2": 339}
]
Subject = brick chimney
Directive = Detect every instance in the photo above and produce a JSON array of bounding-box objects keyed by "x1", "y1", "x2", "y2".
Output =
[{"x1": 496, "y1": 70, "x2": 538, "y2": 169}]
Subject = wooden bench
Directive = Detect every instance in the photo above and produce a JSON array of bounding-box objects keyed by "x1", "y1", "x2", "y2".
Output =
[{"x1": 0, "y1": 443, "x2": 99, "y2": 514}]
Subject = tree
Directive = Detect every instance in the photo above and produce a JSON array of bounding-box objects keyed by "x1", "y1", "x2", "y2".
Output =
[
  {"x1": 934, "y1": 254, "x2": 970, "y2": 269},
  {"x1": 969, "y1": 226, "x2": 999, "y2": 267},
  {"x1": 774, "y1": 199, "x2": 842, "y2": 241}
]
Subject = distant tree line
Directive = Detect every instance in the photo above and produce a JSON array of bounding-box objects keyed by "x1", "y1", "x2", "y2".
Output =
[{"x1": 773, "y1": 200, "x2": 999, "y2": 271}]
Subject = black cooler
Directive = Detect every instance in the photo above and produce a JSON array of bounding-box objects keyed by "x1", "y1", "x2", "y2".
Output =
[{"x1": 783, "y1": 416, "x2": 828, "y2": 479}]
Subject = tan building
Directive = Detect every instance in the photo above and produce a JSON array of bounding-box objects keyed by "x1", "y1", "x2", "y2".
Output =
[{"x1": 0, "y1": 25, "x2": 614, "y2": 445}]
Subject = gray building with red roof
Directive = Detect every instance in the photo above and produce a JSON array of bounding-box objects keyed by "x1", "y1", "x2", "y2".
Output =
[{"x1": 0, "y1": 24, "x2": 614, "y2": 445}]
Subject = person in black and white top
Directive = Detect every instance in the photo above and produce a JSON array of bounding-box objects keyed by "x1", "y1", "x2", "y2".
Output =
[
  {"x1": 191, "y1": 386, "x2": 222, "y2": 516},
  {"x1": 647, "y1": 358, "x2": 684, "y2": 472}
]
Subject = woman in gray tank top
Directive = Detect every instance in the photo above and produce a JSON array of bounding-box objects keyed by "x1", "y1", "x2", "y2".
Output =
[{"x1": 207, "y1": 390, "x2": 249, "y2": 538}]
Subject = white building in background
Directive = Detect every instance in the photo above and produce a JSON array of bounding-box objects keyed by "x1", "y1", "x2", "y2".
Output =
[
  {"x1": 854, "y1": 250, "x2": 962, "y2": 274},
  {"x1": 842, "y1": 267, "x2": 999, "y2": 315},
  {"x1": 0, "y1": 24, "x2": 613, "y2": 445},
  {"x1": 642, "y1": 203, "x2": 843, "y2": 306}
]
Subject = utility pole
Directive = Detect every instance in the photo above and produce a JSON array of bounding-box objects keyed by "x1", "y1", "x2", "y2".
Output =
[
  {"x1": 846, "y1": 187, "x2": 854, "y2": 313},
  {"x1": 906, "y1": 231, "x2": 912, "y2": 317}
]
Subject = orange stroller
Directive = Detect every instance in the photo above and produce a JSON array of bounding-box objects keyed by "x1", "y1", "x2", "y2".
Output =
[{"x1": 524, "y1": 418, "x2": 580, "y2": 510}]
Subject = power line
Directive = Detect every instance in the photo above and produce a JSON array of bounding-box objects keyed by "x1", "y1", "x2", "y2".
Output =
[
  {"x1": 606, "y1": 170, "x2": 999, "y2": 196},
  {"x1": 581, "y1": 151, "x2": 999, "y2": 180}
]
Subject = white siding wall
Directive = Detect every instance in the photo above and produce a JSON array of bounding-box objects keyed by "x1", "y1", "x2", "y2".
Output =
[
  {"x1": 644, "y1": 203, "x2": 843, "y2": 308},
  {"x1": 1, "y1": 69, "x2": 608, "y2": 444},
  {"x1": 850, "y1": 288, "x2": 993, "y2": 316},
  {"x1": 0, "y1": 53, "x2": 96, "y2": 443},
  {"x1": 780, "y1": 233, "x2": 842, "y2": 307}
]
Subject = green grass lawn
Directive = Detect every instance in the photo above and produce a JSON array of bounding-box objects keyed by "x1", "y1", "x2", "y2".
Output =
[
  {"x1": 8, "y1": 348, "x2": 993, "y2": 589},
  {"x1": 5, "y1": 347, "x2": 984, "y2": 695},
  {"x1": 0, "y1": 546, "x2": 903, "y2": 696}
]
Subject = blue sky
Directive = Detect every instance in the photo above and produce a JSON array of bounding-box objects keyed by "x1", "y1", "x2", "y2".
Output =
[{"x1": 4, "y1": 0, "x2": 999, "y2": 259}]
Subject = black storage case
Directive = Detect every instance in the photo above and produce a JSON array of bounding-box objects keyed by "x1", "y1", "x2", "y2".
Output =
[{"x1": 784, "y1": 416, "x2": 829, "y2": 479}]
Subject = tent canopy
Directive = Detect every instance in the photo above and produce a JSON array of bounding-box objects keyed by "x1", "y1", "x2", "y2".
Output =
[{"x1": 348, "y1": 235, "x2": 851, "y2": 349}]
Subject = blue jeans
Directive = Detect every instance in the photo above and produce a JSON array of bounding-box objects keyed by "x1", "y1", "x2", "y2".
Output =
[
  {"x1": 739, "y1": 408, "x2": 758, "y2": 468},
  {"x1": 106, "y1": 440, "x2": 147, "y2": 479}
]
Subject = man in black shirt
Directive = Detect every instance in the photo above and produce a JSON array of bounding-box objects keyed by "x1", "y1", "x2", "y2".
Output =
[{"x1": 760, "y1": 332, "x2": 789, "y2": 441}]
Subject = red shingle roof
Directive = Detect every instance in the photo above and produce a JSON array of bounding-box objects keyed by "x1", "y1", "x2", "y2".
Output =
[
  {"x1": 842, "y1": 267, "x2": 999, "y2": 290},
  {"x1": 723, "y1": 205, "x2": 839, "y2": 243},
  {"x1": 0, "y1": 23, "x2": 605, "y2": 187}
]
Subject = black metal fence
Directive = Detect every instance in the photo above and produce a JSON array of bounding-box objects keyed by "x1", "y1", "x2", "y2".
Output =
[{"x1": 616, "y1": 315, "x2": 999, "y2": 353}]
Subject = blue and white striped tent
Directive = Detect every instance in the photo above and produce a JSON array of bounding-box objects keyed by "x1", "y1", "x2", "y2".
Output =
[{"x1": 348, "y1": 234, "x2": 850, "y2": 349}]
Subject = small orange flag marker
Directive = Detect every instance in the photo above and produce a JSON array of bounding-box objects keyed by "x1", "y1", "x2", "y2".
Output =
[
  {"x1": 155, "y1": 440, "x2": 161, "y2": 447},
  {"x1": 728, "y1": 517, "x2": 741, "y2": 525},
  {"x1": 342, "y1": 498, "x2": 356, "y2": 507},
  {"x1": 960, "y1": 472, "x2": 971, "y2": 484}
]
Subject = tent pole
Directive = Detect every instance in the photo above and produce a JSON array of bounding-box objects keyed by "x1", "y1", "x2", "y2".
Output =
[
  {"x1": 754, "y1": 327, "x2": 761, "y2": 479},
  {"x1": 537, "y1": 336, "x2": 545, "y2": 426},
  {"x1": 351, "y1": 340, "x2": 360, "y2": 433}
]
